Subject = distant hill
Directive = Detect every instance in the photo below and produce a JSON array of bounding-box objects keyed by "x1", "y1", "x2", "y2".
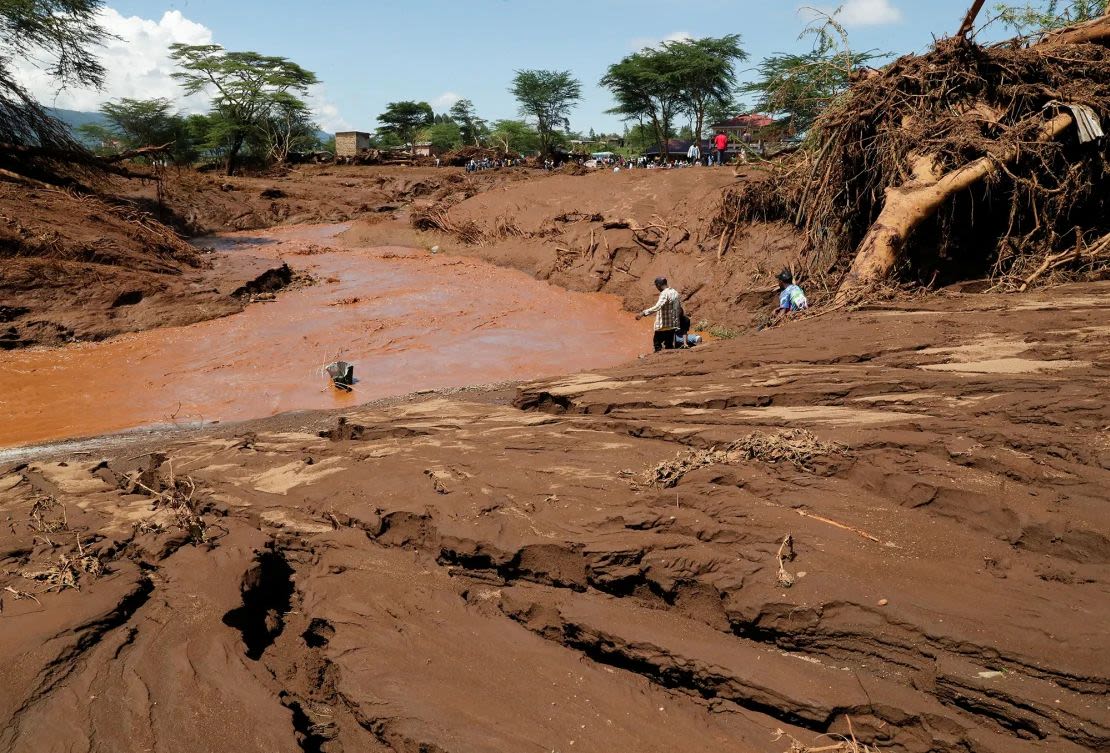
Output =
[
  {"x1": 47, "y1": 107, "x2": 333, "y2": 148},
  {"x1": 47, "y1": 108, "x2": 108, "y2": 147},
  {"x1": 47, "y1": 107, "x2": 108, "y2": 130}
]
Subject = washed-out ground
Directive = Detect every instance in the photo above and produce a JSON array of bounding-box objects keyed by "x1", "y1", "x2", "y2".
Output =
[{"x1": 0, "y1": 165, "x2": 1107, "y2": 753}]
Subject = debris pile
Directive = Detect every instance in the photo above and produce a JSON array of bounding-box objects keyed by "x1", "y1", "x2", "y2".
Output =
[
  {"x1": 713, "y1": 14, "x2": 1110, "y2": 299},
  {"x1": 645, "y1": 429, "x2": 847, "y2": 488}
]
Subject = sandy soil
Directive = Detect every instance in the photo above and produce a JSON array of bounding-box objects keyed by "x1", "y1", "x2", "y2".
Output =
[{"x1": 1, "y1": 281, "x2": 1106, "y2": 753}]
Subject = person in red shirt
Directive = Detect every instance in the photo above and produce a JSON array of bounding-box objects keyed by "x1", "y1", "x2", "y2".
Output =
[{"x1": 713, "y1": 132, "x2": 728, "y2": 165}]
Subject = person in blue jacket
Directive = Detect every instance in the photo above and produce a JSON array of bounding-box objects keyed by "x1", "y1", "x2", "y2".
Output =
[{"x1": 776, "y1": 270, "x2": 808, "y2": 315}]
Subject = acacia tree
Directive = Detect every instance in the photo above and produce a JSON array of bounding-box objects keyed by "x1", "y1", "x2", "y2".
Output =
[
  {"x1": 170, "y1": 43, "x2": 318, "y2": 175},
  {"x1": 995, "y1": 0, "x2": 1109, "y2": 34},
  {"x1": 376, "y1": 100, "x2": 433, "y2": 150},
  {"x1": 258, "y1": 93, "x2": 319, "y2": 163},
  {"x1": 668, "y1": 35, "x2": 748, "y2": 142},
  {"x1": 0, "y1": 0, "x2": 109, "y2": 180},
  {"x1": 509, "y1": 70, "x2": 581, "y2": 158},
  {"x1": 488, "y1": 119, "x2": 539, "y2": 155},
  {"x1": 601, "y1": 47, "x2": 683, "y2": 161},
  {"x1": 76, "y1": 97, "x2": 202, "y2": 163},
  {"x1": 742, "y1": 12, "x2": 884, "y2": 134}
]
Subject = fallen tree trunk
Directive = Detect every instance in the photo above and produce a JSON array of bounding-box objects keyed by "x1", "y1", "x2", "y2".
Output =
[
  {"x1": 1041, "y1": 13, "x2": 1110, "y2": 47},
  {"x1": 835, "y1": 112, "x2": 1075, "y2": 302},
  {"x1": 100, "y1": 142, "x2": 175, "y2": 164}
]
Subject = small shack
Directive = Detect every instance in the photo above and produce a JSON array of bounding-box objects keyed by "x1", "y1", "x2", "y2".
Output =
[{"x1": 335, "y1": 131, "x2": 371, "y2": 157}]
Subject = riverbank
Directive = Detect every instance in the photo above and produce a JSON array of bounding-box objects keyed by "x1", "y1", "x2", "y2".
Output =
[{"x1": 1, "y1": 280, "x2": 1106, "y2": 753}]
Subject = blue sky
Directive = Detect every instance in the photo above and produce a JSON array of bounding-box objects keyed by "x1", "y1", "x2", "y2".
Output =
[{"x1": 21, "y1": 0, "x2": 1024, "y2": 134}]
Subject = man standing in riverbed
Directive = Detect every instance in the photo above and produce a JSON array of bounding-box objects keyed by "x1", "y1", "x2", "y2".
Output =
[{"x1": 636, "y1": 277, "x2": 681, "y2": 352}]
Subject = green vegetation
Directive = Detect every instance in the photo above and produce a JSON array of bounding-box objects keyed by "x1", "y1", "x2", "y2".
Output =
[
  {"x1": 601, "y1": 35, "x2": 747, "y2": 160},
  {"x1": 742, "y1": 12, "x2": 885, "y2": 135},
  {"x1": 995, "y1": 0, "x2": 1108, "y2": 34},
  {"x1": 170, "y1": 43, "x2": 319, "y2": 175},
  {"x1": 0, "y1": 0, "x2": 107, "y2": 157},
  {"x1": 695, "y1": 320, "x2": 739, "y2": 340},
  {"x1": 376, "y1": 100, "x2": 434, "y2": 149},
  {"x1": 509, "y1": 69, "x2": 582, "y2": 157},
  {"x1": 449, "y1": 98, "x2": 487, "y2": 146},
  {"x1": 488, "y1": 119, "x2": 540, "y2": 155}
]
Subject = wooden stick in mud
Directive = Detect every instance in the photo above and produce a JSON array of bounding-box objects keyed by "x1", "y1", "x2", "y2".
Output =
[{"x1": 795, "y1": 509, "x2": 886, "y2": 544}]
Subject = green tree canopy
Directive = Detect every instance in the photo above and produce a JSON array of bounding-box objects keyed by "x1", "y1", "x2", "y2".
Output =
[
  {"x1": 76, "y1": 97, "x2": 201, "y2": 163},
  {"x1": 668, "y1": 35, "x2": 748, "y2": 141},
  {"x1": 488, "y1": 119, "x2": 540, "y2": 156},
  {"x1": 421, "y1": 120, "x2": 462, "y2": 151},
  {"x1": 170, "y1": 43, "x2": 318, "y2": 174},
  {"x1": 258, "y1": 92, "x2": 319, "y2": 163},
  {"x1": 742, "y1": 12, "x2": 885, "y2": 135},
  {"x1": 449, "y1": 98, "x2": 487, "y2": 146},
  {"x1": 98, "y1": 98, "x2": 177, "y2": 146},
  {"x1": 601, "y1": 47, "x2": 683, "y2": 161},
  {"x1": 376, "y1": 100, "x2": 434, "y2": 150},
  {"x1": 1, "y1": 0, "x2": 109, "y2": 175},
  {"x1": 509, "y1": 69, "x2": 582, "y2": 157},
  {"x1": 994, "y1": 0, "x2": 1108, "y2": 35}
]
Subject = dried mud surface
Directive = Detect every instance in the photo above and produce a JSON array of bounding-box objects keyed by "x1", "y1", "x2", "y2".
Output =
[{"x1": 2, "y1": 283, "x2": 1107, "y2": 753}]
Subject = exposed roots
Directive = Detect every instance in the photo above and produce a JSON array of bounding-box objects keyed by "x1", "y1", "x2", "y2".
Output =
[
  {"x1": 713, "y1": 27, "x2": 1110, "y2": 297},
  {"x1": 410, "y1": 205, "x2": 485, "y2": 245}
]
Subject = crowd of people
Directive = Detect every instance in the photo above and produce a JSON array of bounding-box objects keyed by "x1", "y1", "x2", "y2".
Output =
[{"x1": 465, "y1": 157, "x2": 526, "y2": 172}]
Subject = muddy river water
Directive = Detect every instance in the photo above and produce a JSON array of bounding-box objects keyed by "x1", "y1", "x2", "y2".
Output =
[{"x1": 0, "y1": 225, "x2": 647, "y2": 449}]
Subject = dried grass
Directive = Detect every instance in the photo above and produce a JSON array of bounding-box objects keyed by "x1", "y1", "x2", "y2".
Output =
[
  {"x1": 28, "y1": 495, "x2": 67, "y2": 534},
  {"x1": 773, "y1": 717, "x2": 879, "y2": 752},
  {"x1": 20, "y1": 534, "x2": 104, "y2": 593},
  {"x1": 129, "y1": 461, "x2": 220, "y2": 544}
]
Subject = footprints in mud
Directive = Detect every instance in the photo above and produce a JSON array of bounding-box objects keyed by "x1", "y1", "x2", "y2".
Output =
[{"x1": 222, "y1": 548, "x2": 296, "y2": 661}]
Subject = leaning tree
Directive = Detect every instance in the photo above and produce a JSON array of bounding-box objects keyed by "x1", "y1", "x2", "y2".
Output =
[{"x1": 0, "y1": 0, "x2": 110, "y2": 184}]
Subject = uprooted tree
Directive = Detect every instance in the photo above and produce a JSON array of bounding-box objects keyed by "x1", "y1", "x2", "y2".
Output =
[{"x1": 715, "y1": 8, "x2": 1110, "y2": 301}]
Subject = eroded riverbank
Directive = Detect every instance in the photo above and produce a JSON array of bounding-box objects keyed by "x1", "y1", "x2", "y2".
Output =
[{"x1": 0, "y1": 224, "x2": 645, "y2": 448}]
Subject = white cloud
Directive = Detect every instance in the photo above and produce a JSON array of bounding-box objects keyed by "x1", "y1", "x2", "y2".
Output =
[
  {"x1": 308, "y1": 87, "x2": 351, "y2": 133},
  {"x1": 12, "y1": 6, "x2": 350, "y2": 130},
  {"x1": 432, "y1": 91, "x2": 461, "y2": 109},
  {"x1": 14, "y1": 8, "x2": 213, "y2": 112},
  {"x1": 628, "y1": 30, "x2": 693, "y2": 50},
  {"x1": 804, "y1": 0, "x2": 902, "y2": 27}
]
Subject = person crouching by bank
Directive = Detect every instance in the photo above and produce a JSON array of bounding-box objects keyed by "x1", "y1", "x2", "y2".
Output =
[
  {"x1": 776, "y1": 269, "x2": 808, "y2": 317},
  {"x1": 636, "y1": 276, "x2": 681, "y2": 352}
]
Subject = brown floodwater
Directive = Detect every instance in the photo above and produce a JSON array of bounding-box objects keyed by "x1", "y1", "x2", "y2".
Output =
[{"x1": 0, "y1": 225, "x2": 647, "y2": 449}]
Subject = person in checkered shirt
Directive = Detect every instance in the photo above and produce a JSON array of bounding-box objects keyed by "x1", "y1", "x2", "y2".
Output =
[{"x1": 636, "y1": 276, "x2": 682, "y2": 352}]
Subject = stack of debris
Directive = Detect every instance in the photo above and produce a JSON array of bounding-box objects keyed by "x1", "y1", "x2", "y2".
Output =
[{"x1": 713, "y1": 11, "x2": 1110, "y2": 300}]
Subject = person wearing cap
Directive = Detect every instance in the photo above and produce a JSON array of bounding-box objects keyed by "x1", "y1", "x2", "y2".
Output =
[
  {"x1": 776, "y1": 270, "x2": 808, "y2": 315},
  {"x1": 636, "y1": 276, "x2": 682, "y2": 351}
]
